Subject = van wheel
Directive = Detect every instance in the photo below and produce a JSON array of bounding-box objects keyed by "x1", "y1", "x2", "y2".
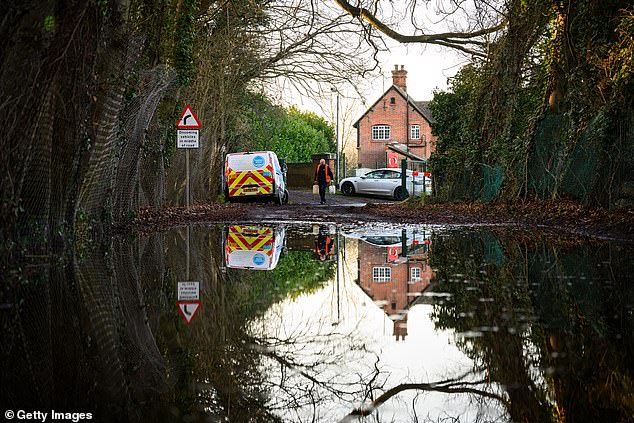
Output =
[
  {"x1": 282, "y1": 190, "x2": 289, "y2": 205},
  {"x1": 341, "y1": 182, "x2": 355, "y2": 196}
]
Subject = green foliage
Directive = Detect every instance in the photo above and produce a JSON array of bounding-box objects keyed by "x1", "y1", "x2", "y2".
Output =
[
  {"x1": 427, "y1": 0, "x2": 634, "y2": 205},
  {"x1": 428, "y1": 229, "x2": 634, "y2": 421},
  {"x1": 236, "y1": 92, "x2": 335, "y2": 162},
  {"x1": 43, "y1": 15, "x2": 55, "y2": 32},
  {"x1": 175, "y1": 0, "x2": 198, "y2": 86},
  {"x1": 97, "y1": 0, "x2": 110, "y2": 18},
  {"x1": 230, "y1": 250, "x2": 335, "y2": 317}
]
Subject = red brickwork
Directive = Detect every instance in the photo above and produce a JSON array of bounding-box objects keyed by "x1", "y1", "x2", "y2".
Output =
[
  {"x1": 355, "y1": 66, "x2": 437, "y2": 169},
  {"x1": 357, "y1": 242, "x2": 434, "y2": 341}
]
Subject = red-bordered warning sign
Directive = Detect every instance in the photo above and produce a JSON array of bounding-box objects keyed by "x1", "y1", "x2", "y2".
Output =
[
  {"x1": 387, "y1": 152, "x2": 399, "y2": 168},
  {"x1": 177, "y1": 301, "x2": 201, "y2": 325},
  {"x1": 176, "y1": 104, "x2": 201, "y2": 129}
]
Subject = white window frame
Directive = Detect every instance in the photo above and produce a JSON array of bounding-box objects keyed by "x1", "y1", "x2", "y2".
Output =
[
  {"x1": 372, "y1": 125, "x2": 391, "y2": 141},
  {"x1": 373, "y1": 267, "x2": 391, "y2": 282},
  {"x1": 410, "y1": 125, "x2": 421, "y2": 140},
  {"x1": 410, "y1": 267, "x2": 421, "y2": 282}
]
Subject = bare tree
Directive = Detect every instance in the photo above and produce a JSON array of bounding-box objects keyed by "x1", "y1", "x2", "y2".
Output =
[
  {"x1": 252, "y1": 0, "x2": 383, "y2": 98},
  {"x1": 332, "y1": 0, "x2": 508, "y2": 58}
]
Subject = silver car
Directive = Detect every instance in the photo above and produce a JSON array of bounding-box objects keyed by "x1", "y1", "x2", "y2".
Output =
[{"x1": 338, "y1": 168, "x2": 431, "y2": 200}]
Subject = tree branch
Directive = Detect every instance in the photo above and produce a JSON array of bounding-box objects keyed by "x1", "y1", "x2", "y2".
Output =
[{"x1": 333, "y1": 0, "x2": 507, "y2": 56}]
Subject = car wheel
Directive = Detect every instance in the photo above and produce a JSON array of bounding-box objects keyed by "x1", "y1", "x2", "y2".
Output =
[
  {"x1": 394, "y1": 186, "x2": 408, "y2": 201},
  {"x1": 341, "y1": 182, "x2": 355, "y2": 196}
]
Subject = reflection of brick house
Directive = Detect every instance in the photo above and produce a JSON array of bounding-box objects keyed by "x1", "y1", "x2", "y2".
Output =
[
  {"x1": 357, "y1": 241, "x2": 434, "y2": 341},
  {"x1": 354, "y1": 65, "x2": 436, "y2": 169}
]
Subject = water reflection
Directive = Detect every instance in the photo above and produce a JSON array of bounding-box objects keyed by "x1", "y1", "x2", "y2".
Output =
[
  {"x1": 1, "y1": 224, "x2": 633, "y2": 422},
  {"x1": 224, "y1": 225, "x2": 286, "y2": 270}
]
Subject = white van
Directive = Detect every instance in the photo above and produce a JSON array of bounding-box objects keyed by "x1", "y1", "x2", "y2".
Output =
[
  {"x1": 224, "y1": 151, "x2": 288, "y2": 204},
  {"x1": 224, "y1": 225, "x2": 286, "y2": 270}
]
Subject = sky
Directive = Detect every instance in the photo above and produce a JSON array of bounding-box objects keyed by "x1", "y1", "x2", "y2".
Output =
[
  {"x1": 374, "y1": 40, "x2": 466, "y2": 102},
  {"x1": 286, "y1": 31, "x2": 468, "y2": 132}
]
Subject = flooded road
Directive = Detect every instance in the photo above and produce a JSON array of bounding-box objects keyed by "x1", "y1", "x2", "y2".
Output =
[{"x1": 2, "y1": 223, "x2": 634, "y2": 422}]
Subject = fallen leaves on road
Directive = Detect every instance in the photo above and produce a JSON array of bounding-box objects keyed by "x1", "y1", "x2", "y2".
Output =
[
  {"x1": 366, "y1": 198, "x2": 634, "y2": 241},
  {"x1": 129, "y1": 203, "x2": 247, "y2": 233}
]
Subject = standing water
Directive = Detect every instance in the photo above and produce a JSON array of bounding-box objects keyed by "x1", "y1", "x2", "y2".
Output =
[{"x1": 1, "y1": 223, "x2": 633, "y2": 422}]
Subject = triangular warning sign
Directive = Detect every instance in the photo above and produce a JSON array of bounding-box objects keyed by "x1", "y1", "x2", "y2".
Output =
[
  {"x1": 177, "y1": 301, "x2": 201, "y2": 325},
  {"x1": 176, "y1": 104, "x2": 201, "y2": 129}
]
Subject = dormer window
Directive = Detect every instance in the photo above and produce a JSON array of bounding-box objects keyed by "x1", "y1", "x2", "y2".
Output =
[{"x1": 372, "y1": 125, "x2": 391, "y2": 140}]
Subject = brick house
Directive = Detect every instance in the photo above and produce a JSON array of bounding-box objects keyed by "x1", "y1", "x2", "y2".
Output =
[
  {"x1": 357, "y1": 240, "x2": 433, "y2": 341},
  {"x1": 354, "y1": 65, "x2": 436, "y2": 169}
]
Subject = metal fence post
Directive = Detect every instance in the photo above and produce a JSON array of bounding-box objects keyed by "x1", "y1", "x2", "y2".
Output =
[{"x1": 401, "y1": 159, "x2": 408, "y2": 198}]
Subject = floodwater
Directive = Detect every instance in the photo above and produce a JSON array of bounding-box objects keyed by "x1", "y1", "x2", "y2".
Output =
[{"x1": 2, "y1": 223, "x2": 634, "y2": 422}]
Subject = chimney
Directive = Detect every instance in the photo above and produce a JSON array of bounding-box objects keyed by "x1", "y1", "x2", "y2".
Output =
[{"x1": 392, "y1": 64, "x2": 407, "y2": 92}]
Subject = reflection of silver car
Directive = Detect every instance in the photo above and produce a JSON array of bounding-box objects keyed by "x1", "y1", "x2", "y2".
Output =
[
  {"x1": 342, "y1": 227, "x2": 431, "y2": 248},
  {"x1": 338, "y1": 168, "x2": 430, "y2": 200}
]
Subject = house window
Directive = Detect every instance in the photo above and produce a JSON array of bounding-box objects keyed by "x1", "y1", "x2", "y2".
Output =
[
  {"x1": 390, "y1": 97, "x2": 396, "y2": 105},
  {"x1": 373, "y1": 267, "x2": 391, "y2": 282},
  {"x1": 410, "y1": 125, "x2": 420, "y2": 140},
  {"x1": 372, "y1": 125, "x2": 391, "y2": 140},
  {"x1": 410, "y1": 267, "x2": 421, "y2": 282}
]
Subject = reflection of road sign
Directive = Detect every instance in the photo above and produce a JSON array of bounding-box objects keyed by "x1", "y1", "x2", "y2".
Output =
[
  {"x1": 178, "y1": 281, "x2": 199, "y2": 301},
  {"x1": 388, "y1": 246, "x2": 399, "y2": 261},
  {"x1": 387, "y1": 152, "x2": 399, "y2": 168},
  {"x1": 177, "y1": 301, "x2": 201, "y2": 325},
  {"x1": 177, "y1": 129, "x2": 199, "y2": 149},
  {"x1": 176, "y1": 104, "x2": 201, "y2": 129}
]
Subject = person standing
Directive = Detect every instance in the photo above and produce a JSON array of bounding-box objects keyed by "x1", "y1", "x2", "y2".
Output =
[{"x1": 314, "y1": 158, "x2": 334, "y2": 205}]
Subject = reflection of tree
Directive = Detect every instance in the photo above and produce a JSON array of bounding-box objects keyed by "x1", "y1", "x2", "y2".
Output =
[
  {"x1": 427, "y1": 230, "x2": 634, "y2": 422},
  {"x1": 231, "y1": 250, "x2": 336, "y2": 316},
  {"x1": 150, "y1": 227, "x2": 342, "y2": 421},
  {"x1": 342, "y1": 372, "x2": 507, "y2": 419}
]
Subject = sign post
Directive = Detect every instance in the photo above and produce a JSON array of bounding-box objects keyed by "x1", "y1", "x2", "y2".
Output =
[{"x1": 176, "y1": 104, "x2": 201, "y2": 209}]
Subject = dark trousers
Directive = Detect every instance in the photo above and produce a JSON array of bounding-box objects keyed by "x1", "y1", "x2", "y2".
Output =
[{"x1": 318, "y1": 183, "x2": 328, "y2": 203}]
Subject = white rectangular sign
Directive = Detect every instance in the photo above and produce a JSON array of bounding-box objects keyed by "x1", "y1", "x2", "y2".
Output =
[
  {"x1": 177, "y1": 129, "x2": 199, "y2": 149},
  {"x1": 178, "y1": 281, "x2": 200, "y2": 301}
]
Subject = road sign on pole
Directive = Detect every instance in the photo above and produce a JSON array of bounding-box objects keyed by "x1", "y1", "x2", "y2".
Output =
[
  {"x1": 177, "y1": 301, "x2": 201, "y2": 325},
  {"x1": 177, "y1": 129, "x2": 199, "y2": 149},
  {"x1": 178, "y1": 281, "x2": 200, "y2": 301},
  {"x1": 176, "y1": 105, "x2": 201, "y2": 209},
  {"x1": 176, "y1": 104, "x2": 201, "y2": 129}
]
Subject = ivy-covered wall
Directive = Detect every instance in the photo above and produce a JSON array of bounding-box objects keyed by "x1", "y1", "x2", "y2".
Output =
[{"x1": 429, "y1": 1, "x2": 634, "y2": 207}]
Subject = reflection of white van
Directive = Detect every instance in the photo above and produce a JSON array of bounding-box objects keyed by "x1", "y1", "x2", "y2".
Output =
[
  {"x1": 224, "y1": 151, "x2": 288, "y2": 204},
  {"x1": 224, "y1": 225, "x2": 286, "y2": 270}
]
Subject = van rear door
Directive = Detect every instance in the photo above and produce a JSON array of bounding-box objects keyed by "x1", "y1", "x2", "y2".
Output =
[
  {"x1": 224, "y1": 225, "x2": 276, "y2": 270},
  {"x1": 226, "y1": 152, "x2": 275, "y2": 198}
]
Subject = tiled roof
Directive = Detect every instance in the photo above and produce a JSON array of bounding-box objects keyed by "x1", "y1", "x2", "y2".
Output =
[{"x1": 353, "y1": 85, "x2": 434, "y2": 127}]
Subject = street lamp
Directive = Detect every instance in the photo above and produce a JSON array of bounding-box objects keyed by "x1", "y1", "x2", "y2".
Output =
[{"x1": 331, "y1": 87, "x2": 340, "y2": 184}]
